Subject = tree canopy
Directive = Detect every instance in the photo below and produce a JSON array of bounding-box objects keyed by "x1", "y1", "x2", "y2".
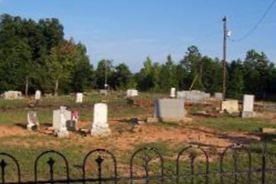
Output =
[{"x1": 0, "y1": 14, "x2": 276, "y2": 100}]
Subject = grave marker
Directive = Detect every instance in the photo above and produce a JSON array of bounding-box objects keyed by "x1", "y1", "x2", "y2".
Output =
[
  {"x1": 91, "y1": 103, "x2": 111, "y2": 136},
  {"x1": 214, "y1": 92, "x2": 223, "y2": 100},
  {"x1": 27, "y1": 111, "x2": 39, "y2": 130},
  {"x1": 154, "y1": 98, "x2": 186, "y2": 122},
  {"x1": 66, "y1": 111, "x2": 79, "y2": 131},
  {"x1": 221, "y1": 100, "x2": 239, "y2": 114},
  {"x1": 52, "y1": 106, "x2": 71, "y2": 131},
  {"x1": 126, "y1": 89, "x2": 138, "y2": 97},
  {"x1": 3, "y1": 91, "x2": 23, "y2": 100},
  {"x1": 242, "y1": 95, "x2": 255, "y2": 118},
  {"x1": 56, "y1": 112, "x2": 69, "y2": 138},
  {"x1": 170, "y1": 88, "x2": 176, "y2": 98},
  {"x1": 76, "y1": 93, "x2": 83, "y2": 103},
  {"x1": 177, "y1": 90, "x2": 210, "y2": 103},
  {"x1": 35, "y1": 90, "x2": 41, "y2": 100}
]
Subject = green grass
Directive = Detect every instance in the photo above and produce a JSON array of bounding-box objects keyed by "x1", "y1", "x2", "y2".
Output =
[
  {"x1": 0, "y1": 135, "x2": 275, "y2": 182},
  {"x1": 196, "y1": 116, "x2": 276, "y2": 133},
  {"x1": 0, "y1": 92, "x2": 276, "y2": 182},
  {"x1": 0, "y1": 91, "x2": 151, "y2": 125}
]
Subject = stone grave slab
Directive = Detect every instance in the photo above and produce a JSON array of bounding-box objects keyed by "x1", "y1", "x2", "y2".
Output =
[
  {"x1": 56, "y1": 113, "x2": 69, "y2": 138},
  {"x1": 126, "y1": 89, "x2": 138, "y2": 97},
  {"x1": 177, "y1": 90, "x2": 210, "y2": 103},
  {"x1": 154, "y1": 98, "x2": 185, "y2": 122},
  {"x1": 3, "y1": 91, "x2": 23, "y2": 100},
  {"x1": 170, "y1": 88, "x2": 176, "y2": 98},
  {"x1": 76, "y1": 93, "x2": 83, "y2": 103},
  {"x1": 214, "y1": 92, "x2": 223, "y2": 100},
  {"x1": 52, "y1": 107, "x2": 72, "y2": 131},
  {"x1": 35, "y1": 90, "x2": 41, "y2": 100},
  {"x1": 91, "y1": 103, "x2": 111, "y2": 136},
  {"x1": 221, "y1": 100, "x2": 239, "y2": 114},
  {"x1": 242, "y1": 95, "x2": 255, "y2": 118}
]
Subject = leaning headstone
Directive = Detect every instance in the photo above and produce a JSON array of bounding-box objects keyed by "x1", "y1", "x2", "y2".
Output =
[
  {"x1": 242, "y1": 95, "x2": 255, "y2": 118},
  {"x1": 3, "y1": 91, "x2": 23, "y2": 100},
  {"x1": 35, "y1": 90, "x2": 41, "y2": 100},
  {"x1": 27, "y1": 111, "x2": 39, "y2": 130},
  {"x1": 170, "y1": 88, "x2": 176, "y2": 98},
  {"x1": 126, "y1": 89, "x2": 138, "y2": 97},
  {"x1": 76, "y1": 93, "x2": 83, "y2": 103},
  {"x1": 154, "y1": 98, "x2": 186, "y2": 122},
  {"x1": 91, "y1": 103, "x2": 111, "y2": 136},
  {"x1": 221, "y1": 100, "x2": 239, "y2": 114}
]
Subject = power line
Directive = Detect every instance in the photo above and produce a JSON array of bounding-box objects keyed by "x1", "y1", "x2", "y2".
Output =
[{"x1": 232, "y1": 0, "x2": 276, "y2": 42}]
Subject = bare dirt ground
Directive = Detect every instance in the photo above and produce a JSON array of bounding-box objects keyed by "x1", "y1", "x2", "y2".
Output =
[
  {"x1": 0, "y1": 125, "x2": 29, "y2": 137},
  {"x1": 0, "y1": 119, "x2": 260, "y2": 152}
]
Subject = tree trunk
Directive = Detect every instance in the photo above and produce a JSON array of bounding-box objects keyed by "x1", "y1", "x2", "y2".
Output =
[
  {"x1": 25, "y1": 76, "x2": 29, "y2": 97},
  {"x1": 54, "y1": 79, "x2": 59, "y2": 96}
]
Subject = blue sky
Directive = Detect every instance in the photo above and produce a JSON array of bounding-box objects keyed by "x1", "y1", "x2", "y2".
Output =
[{"x1": 1, "y1": 0, "x2": 275, "y2": 71}]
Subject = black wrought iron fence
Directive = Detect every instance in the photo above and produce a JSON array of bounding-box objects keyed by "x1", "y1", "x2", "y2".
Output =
[{"x1": 0, "y1": 142, "x2": 276, "y2": 184}]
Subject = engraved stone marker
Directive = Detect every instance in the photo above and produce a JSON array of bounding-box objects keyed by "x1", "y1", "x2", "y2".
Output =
[{"x1": 91, "y1": 103, "x2": 111, "y2": 136}]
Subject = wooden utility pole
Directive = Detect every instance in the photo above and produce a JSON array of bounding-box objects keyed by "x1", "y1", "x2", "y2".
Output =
[{"x1": 222, "y1": 16, "x2": 227, "y2": 100}]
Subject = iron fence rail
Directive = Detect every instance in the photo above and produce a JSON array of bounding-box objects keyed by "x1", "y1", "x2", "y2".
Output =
[{"x1": 0, "y1": 143, "x2": 275, "y2": 184}]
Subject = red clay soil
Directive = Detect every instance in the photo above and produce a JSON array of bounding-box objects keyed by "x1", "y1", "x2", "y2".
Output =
[{"x1": 0, "y1": 120, "x2": 260, "y2": 152}]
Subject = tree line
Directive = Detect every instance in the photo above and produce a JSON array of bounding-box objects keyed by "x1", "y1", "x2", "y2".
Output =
[{"x1": 0, "y1": 14, "x2": 275, "y2": 99}]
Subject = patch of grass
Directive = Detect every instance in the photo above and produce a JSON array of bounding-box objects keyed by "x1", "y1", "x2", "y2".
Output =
[
  {"x1": 196, "y1": 116, "x2": 276, "y2": 133},
  {"x1": 1, "y1": 92, "x2": 276, "y2": 182},
  {"x1": 0, "y1": 92, "x2": 150, "y2": 125},
  {"x1": 0, "y1": 99, "x2": 28, "y2": 109}
]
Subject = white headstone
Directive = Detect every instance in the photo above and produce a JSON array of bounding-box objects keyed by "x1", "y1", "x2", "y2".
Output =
[
  {"x1": 27, "y1": 111, "x2": 39, "y2": 130},
  {"x1": 52, "y1": 107, "x2": 72, "y2": 131},
  {"x1": 76, "y1": 93, "x2": 83, "y2": 103},
  {"x1": 126, "y1": 89, "x2": 138, "y2": 97},
  {"x1": 53, "y1": 110, "x2": 61, "y2": 130},
  {"x1": 170, "y1": 88, "x2": 176, "y2": 98},
  {"x1": 3, "y1": 91, "x2": 23, "y2": 100},
  {"x1": 56, "y1": 113, "x2": 69, "y2": 138},
  {"x1": 35, "y1": 90, "x2": 41, "y2": 100},
  {"x1": 91, "y1": 103, "x2": 111, "y2": 136},
  {"x1": 242, "y1": 95, "x2": 255, "y2": 118},
  {"x1": 243, "y1": 95, "x2": 254, "y2": 112}
]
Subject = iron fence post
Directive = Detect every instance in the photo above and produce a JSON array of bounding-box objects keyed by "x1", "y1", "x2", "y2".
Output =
[{"x1": 262, "y1": 140, "x2": 267, "y2": 184}]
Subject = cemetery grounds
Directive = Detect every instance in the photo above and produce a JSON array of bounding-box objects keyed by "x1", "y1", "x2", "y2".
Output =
[{"x1": 0, "y1": 91, "x2": 276, "y2": 183}]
